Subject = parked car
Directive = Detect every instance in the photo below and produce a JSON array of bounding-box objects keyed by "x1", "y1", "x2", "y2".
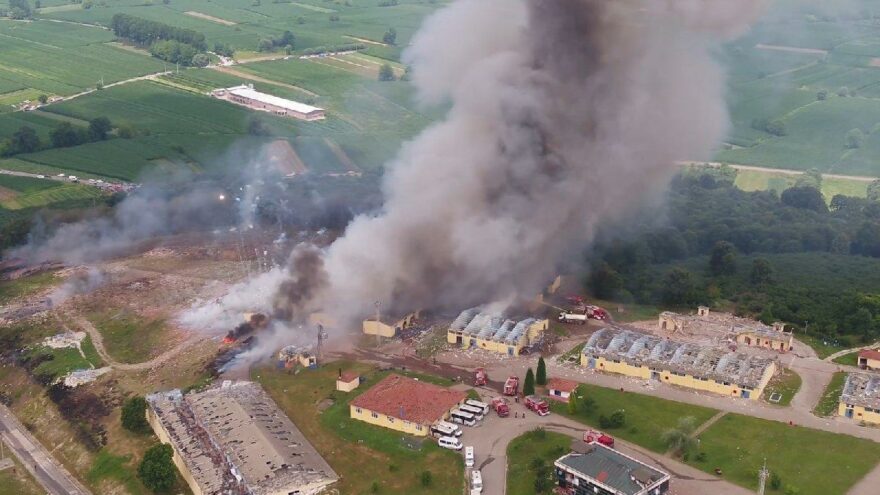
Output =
[
  {"x1": 465, "y1": 446, "x2": 474, "y2": 467},
  {"x1": 438, "y1": 436, "x2": 463, "y2": 450}
]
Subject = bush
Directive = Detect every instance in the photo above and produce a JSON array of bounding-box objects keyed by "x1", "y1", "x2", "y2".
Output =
[
  {"x1": 599, "y1": 410, "x2": 626, "y2": 429},
  {"x1": 378, "y1": 63, "x2": 396, "y2": 82},
  {"x1": 770, "y1": 472, "x2": 782, "y2": 490},
  {"x1": 121, "y1": 396, "x2": 150, "y2": 433},
  {"x1": 845, "y1": 128, "x2": 865, "y2": 149},
  {"x1": 138, "y1": 444, "x2": 175, "y2": 492}
]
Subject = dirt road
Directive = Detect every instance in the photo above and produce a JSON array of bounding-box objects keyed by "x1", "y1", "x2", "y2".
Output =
[{"x1": 683, "y1": 161, "x2": 879, "y2": 182}]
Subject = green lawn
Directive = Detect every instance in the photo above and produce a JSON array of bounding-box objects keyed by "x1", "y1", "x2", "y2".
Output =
[
  {"x1": 814, "y1": 371, "x2": 847, "y2": 417},
  {"x1": 506, "y1": 429, "x2": 569, "y2": 495},
  {"x1": 799, "y1": 334, "x2": 846, "y2": 360},
  {"x1": 760, "y1": 367, "x2": 802, "y2": 407},
  {"x1": 557, "y1": 343, "x2": 585, "y2": 364},
  {"x1": 26, "y1": 335, "x2": 103, "y2": 384},
  {"x1": 552, "y1": 383, "x2": 718, "y2": 453},
  {"x1": 254, "y1": 361, "x2": 463, "y2": 495},
  {"x1": 589, "y1": 299, "x2": 662, "y2": 323},
  {"x1": 688, "y1": 413, "x2": 880, "y2": 495},
  {"x1": 0, "y1": 270, "x2": 60, "y2": 305},
  {"x1": 833, "y1": 351, "x2": 861, "y2": 367},
  {"x1": 87, "y1": 310, "x2": 173, "y2": 364}
]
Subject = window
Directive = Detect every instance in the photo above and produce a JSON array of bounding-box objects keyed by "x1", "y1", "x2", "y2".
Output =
[
  {"x1": 355, "y1": 407, "x2": 362, "y2": 414},
  {"x1": 612, "y1": 359, "x2": 621, "y2": 363},
  {"x1": 371, "y1": 411, "x2": 379, "y2": 419},
  {"x1": 388, "y1": 417, "x2": 395, "y2": 423},
  {"x1": 416, "y1": 425, "x2": 423, "y2": 431}
]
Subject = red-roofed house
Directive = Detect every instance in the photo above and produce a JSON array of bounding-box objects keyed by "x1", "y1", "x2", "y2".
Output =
[
  {"x1": 858, "y1": 350, "x2": 880, "y2": 370},
  {"x1": 350, "y1": 374, "x2": 467, "y2": 436},
  {"x1": 547, "y1": 377, "x2": 580, "y2": 402},
  {"x1": 336, "y1": 371, "x2": 361, "y2": 392}
]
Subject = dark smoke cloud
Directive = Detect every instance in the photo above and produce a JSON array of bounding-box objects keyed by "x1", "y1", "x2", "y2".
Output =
[
  {"x1": 272, "y1": 245, "x2": 327, "y2": 320},
  {"x1": 258, "y1": 0, "x2": 767, "y2": 328}
]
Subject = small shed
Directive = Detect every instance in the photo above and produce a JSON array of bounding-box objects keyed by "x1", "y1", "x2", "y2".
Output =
[
  {"x1": 336, "y1": 371, "x2": 361, "y2": 392},
  {"x1": 547, "y1": 377, "x2": 579, "y2": 402}
]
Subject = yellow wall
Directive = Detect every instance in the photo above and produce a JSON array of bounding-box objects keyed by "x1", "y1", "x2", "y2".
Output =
[
  {"x1": 580, "y1": 355, "x2": 774, "y2": 400},
  {"x1": 363, "y1": 320, "x2": 397, "y2": 337},
  {"x1": 446, "y1": 319, "x2": 548, "y2": 356},
  {"x1": 336, "y1": 379, "x2": 359, "y2": 392},
  {"x1": 838, "y1": 402, "x2": 880, "y2": 425},
  {"x1": 859, "y1": 356, "x2": 880, "y2": 370},
  {"x1": 350, "y1": 405, "x2": 432, "y2": 436},
  {"x1": 147, "y1": 408, "x2": 204, "y2": 495},
  {"x1": 736, "y1": 333, "x2": 792, "y2": 352}
]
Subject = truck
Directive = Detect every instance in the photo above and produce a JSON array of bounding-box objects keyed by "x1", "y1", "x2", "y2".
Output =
[
  {"x1": 558, "y1": 311, "x2": 588, "y2": 324},
  {"x1": 586, "y1": 305, "x2": 609, "y2": 320},
  {"x1": 503, "y1": 376, "x2": 519, "y2": 396},
  {"x1": 474, "y1": 367, "x2": 487, "y2": 386},
  {"x1": 558, "y1": 305, "x2": 609, "y2": 324},
  {"x1": 524, "y1": 395, "x2": 550, "y2": 416},
  {"x1": 583, "y1": 429, "x2": 615, "y2": 448},
  {"x1": 490, "y1": 397, "x2": 509, "y2": 417}
]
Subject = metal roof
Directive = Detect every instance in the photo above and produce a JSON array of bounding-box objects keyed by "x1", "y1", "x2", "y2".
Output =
[
  {"x1": 226, "y1": 85, "x2": 324, "y2": 115},
  {"x1": 556, "y1": 445, "x2": 667, "y2": 495}
]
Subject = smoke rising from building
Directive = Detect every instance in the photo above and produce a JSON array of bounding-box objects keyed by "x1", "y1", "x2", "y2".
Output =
[{"x1": 267, "y1": 0, "x2": 767, "y2": 328}]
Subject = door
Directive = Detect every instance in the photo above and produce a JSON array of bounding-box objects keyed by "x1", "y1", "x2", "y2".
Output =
[
  {"x1": 741, "y1": 390, "x2": 750, "y2": 399},
  {"x1": 651, "y1": 371, "x2": 660, "y2": 381},
  {"x1": 587, "y1": 358, "x2": 596, "y2": 369},
  {"x1": 846, "y1": 407, "x2": 854, "y2": 419},
  {"x1": 508, "y1": 347, "x2": 514, "y2": 356}
]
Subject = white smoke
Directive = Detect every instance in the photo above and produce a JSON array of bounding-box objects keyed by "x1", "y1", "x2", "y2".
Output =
[{"x1": 46, "y1": 268, "x2": 105, "y2": 307}]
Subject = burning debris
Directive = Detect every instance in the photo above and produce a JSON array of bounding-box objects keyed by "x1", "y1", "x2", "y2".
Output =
[{"x1": 222, "y1": 312, "x2": 269, "y2": 345}]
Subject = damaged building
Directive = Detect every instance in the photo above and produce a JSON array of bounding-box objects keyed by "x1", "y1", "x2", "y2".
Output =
[
  {"x1": 146, "y1": 381, "x2": 337, "y2": 495},
  {"x1": 839, "y1": 372, "x2": 880, "y2": 425},
  {"x1": 658, "y1": 306, "x2": 794, "y2": 352},
  {"x1": 362, "y1": 310, "x2": 422, "y2": 338},
  {"x1": 447, "y1": 307, "x2": 548, "y2": 356},
  {"x1": 581, "y1": 326, "x2": 776, "y2": 400}
]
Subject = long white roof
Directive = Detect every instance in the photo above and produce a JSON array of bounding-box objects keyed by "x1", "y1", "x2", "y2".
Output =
[{"x1": 226, "y1": 85, "x2": 323, "y2": 115}]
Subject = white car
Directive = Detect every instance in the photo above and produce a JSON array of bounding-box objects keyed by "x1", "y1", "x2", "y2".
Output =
[
  {"x1": 438, "y1": 436, "x2": 462, "y2": 451},
  {"x1": 36, "y1": 174, "x2": 45, "y2": 179},
  {"x1": 465, "y1": 446, "x2": 474, "y2": 467}
]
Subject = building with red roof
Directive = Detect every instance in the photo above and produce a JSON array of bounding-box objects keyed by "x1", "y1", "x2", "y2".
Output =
[
  {"x1": 350, "y1": 374, "x2": 467, "y2": 436},
  {"x1": 858, "y1": 349, "x2": 880, "y2": 370},
  {"x1": 547, "y1": 377, "x2": 580, "y2": 402},
  {"x1": 336, "y1": 371, "x2": 361, "y2": 392}
]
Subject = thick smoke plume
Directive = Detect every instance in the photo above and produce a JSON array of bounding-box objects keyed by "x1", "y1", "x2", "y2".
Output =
[{"x1": 268, "y1": 0, "x2": 767, "y2": 327}]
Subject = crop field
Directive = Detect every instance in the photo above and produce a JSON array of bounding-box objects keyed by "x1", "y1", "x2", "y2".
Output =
[
  {"x1": 0, "y1": 19, "x2": 164, "y2": 101},
  {"x1": 732, "y1": 169, "x2": 870, "y2": 201}
]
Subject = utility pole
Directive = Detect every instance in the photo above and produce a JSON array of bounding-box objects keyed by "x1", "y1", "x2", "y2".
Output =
[{"x1": 757, "y1": 459, "x2": 769, "y2": 495}]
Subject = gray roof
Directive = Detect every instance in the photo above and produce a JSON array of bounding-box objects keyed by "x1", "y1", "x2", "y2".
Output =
[
  {"x1": 841, "y1": 372, "x2": 880, "y2": 410},
  {"x1": 556, "y1": 445, "x2": 668, "y2": 495}
]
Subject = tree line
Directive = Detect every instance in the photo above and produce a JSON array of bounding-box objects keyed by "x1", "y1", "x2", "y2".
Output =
[
  {"x1": 1, "y1": 117, "x2": 113, "y2": 157},
  {"x1": 586, "y1": 166, "x2": 880, "y2": 345},
  {"x1": 111, "y1": 13, "x2": 210, "y2": 66}
]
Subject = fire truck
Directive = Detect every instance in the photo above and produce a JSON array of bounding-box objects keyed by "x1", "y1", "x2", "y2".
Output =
[
  {"x1": 474, "y1": 368, "x2": 488, "y2": 387},
  {"x1": 524, "y1": 395, "x2": 550, "y2": 416},
  {"x1": 558, "y1": 305, "x2": 609, "y2": 324},
  {"x1": 490, "y1": 397, "x2": 510, "y2": 417},
  {"x1": 503, "y1": 376, "x2": 519, "y2": 396},
  {"x1": 583, "y1": 429, "x2": 615, "y2": 448}
]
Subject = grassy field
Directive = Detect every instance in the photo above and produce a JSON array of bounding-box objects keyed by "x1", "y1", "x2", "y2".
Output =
[
  {"x1": 254, "y1": 361, "x2": 464, "y2": 495},
  {"x1": 760, "y1": 367, "x2": 802, "y2": 407},
  {"x1": 551, "y1": 383, "x2": 718, "y2": 453},
  {"x1": 26, "y1": 335, "x2": 103, "y2": 384},
  {"x1": 0, "y1": 439, "x2": 45, "y2": 495},
  {"x1": 506, "y1": 429, "x2": 569, "y2": 495},
  {"x1": 0, "y1": 270, "x2": 60, "y2": 305},
  {"x1": 833, "y1": 351, "x2": 861, "y2": 367},
  {"x1": 798, "y1": 334, "x2": 846, "y2": 360},
  {"x1": 688, "y1": 413, "x2": 880, "y2": 495},
  {"x1": 814, "y1": 371, "x2": 847, "y2": 417},
  {"x1": 86, "y1": 310, "x2": 174, "y2": 364},
  {"x1": 733, "y1": 168, "x2": 871, "y2": 202}
]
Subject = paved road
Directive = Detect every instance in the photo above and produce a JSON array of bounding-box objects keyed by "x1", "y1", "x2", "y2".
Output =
[
  {"x1": 682, "y1": 161, "x2": 880, "y2": 182},
  {"x1": 0, "y1": 404, "x2": 91, "y2": 495}
]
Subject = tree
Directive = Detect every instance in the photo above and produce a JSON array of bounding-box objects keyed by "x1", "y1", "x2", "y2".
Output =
[
  {"x1": 795, "y1": 168, "x2": 822, "y2": 189},
  {"x1": 766, "y1": 119, "x2": 787, "y2": 136},
  {"x1": 8, "y1": 0, "x2": 31, "y2": 18},
  {"x1": 121, "y1": 396, "x2": 150, "y2": 433},
  {"x1": 750, "y1": 258, "x2": 773, "y2": 286},
  {"x1": 567, "y1": 391, "x2": 579, "y2": 414},
  {"x1": 117, "y1": 124, "x2": 135, "y2": 139},
  {"x1": 37, "y1": 94, "x2": 48, "y2": 104},
  {"x1": 846, "y1": 128, "x2": 865, "y2": 149},
  {"x1": 191, "y1": 53, "x2": 209, "y2": 67},
  {"x1": 662, "y1": 416, "x2": 697, "y2": 457},
  {"x1": 50, "y1": 122, "x2": 84, "y2": 148},
  {"x1": 382, "y1": 27, "x2": 397, "y2": 45},
  {"x1": 588, "y1": 262, "x2": 622, "y2": 299},
  {"x1": 770, "y1": 472, "x2": 782, "y2": 490},
  {"x1": 781, "y1": 186, "x2": 828, "y2": 213},
  {"x1": 138, "y1": 443, "x2": 176, "y2": 492},
  {"x1": 258, "y1": 38, "x2": 274, "y2": 52},
  {"x1": 535, "y1": 357, "x2": 547, "y2": 386},
  {"x1": 581, "y1": 396, "x2": 596, "y2": 415},
  {"x1": 378, "y1": 63, "x2": 395, "y2": 81},
  {"x1": 88, "y1": 117, "x2": 112, "y2": 141},
  {"x1": 709, "y1": 241, "x2": 737, "y2": 276},
  {"x1": 817, "y1": 89, "x2": 827, "y2": 100},
  {"x1": 868, "y1": 180, "x2": 880, "y2": 202},
  {"x1": 523, "y1": 368, "x2": 535, "y2": 396},
  {"x1": 599, "y1": 409, "x2": 626, "y2": 429},
  {"x1": 10, "y1": 126, "x2": 40, "y2": 154},
  {"x1": 838, "y1": 86, "x2": 850, "y2": 97},
  {"x1": 247, "y1": 117, "x2": 269, "y2": 136},
  {"x1": 660, "y1": 267, "x2": 695, "y2": 305}
]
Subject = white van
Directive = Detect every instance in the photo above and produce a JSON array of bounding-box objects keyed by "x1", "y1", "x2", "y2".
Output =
[
  {"x1": 459, "y1": 404, "x2": 484, "y2": 420},
  {"x1": 465, "y1": 399, "x2": 490, "y2": 415},
  {"x1": 471, "y1": 470, "x2": 483, "y2": 493},
  {"x1": 436, "y1": 420, "x2": 462, "y2": 437},
  {"x1": 465, "y1": 446, "x2": 474, "y2": 467},
  {"x1": 438, "y1": 436, "x2": 462, "y2": 450}
]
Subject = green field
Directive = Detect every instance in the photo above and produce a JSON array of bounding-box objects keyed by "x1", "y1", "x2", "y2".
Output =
[
  {"x1": 760, "y1": 367, "x2": 802, "y2": 407},
  {"x1": 833, "y1": 351, "x2": 861, "y2": 367},
  {"x1": 506, "y1": 429, "x2": 569, "y2": 495},
  {"x1": 552, "y1": 383, "x2": 718, "y2": 453},
  {"x1": 688, "y1": 413, "x2": 880, "y2": 495},
  {"x1": 255, "y1": 362, "x2": 463, "y2": 495},
  {"x1": 733, "y1": 169, "x2": 871, "y2": 202},
  {"x1": 814, "y1": 371, "x2": 848, "y2": 417},
  {"x1": 26, "y1": 335, "x2": 103, "y2": 384},
  {"x1": 87, "y1": 310, "x2": 173, "y2": 364},
  {"x1": 0, "y1": 270, "x2": 60, "y2": 305}
]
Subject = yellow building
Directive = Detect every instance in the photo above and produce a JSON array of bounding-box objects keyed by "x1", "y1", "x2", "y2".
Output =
[
  {"x1": 349, "y1": 374, "x2": 466, "y2": 436},
  {"x1": 277, "y1": 345, "x2": 316, "y2": 369},
  {"x1": 336, "y1": 371, "x2": 361, "y2": 392},
  {"x1": 858, "y1": 350, "x2": 880, "y2": 370},
  {"x1": 581, "y1": 327, "x2": 776, "y2": 400},
  {"x1": 659, "y1": 307, "x2": 794, "y2": 352},
  {"x1": 839, "y1": 372, "x2": 880, "y2": 425},
  {"x1": 362, "y1": 310, "x2": 422, "y2": 338},
  {"x1": 447, "y1": 307, "x2": 548, "y2": 356}
]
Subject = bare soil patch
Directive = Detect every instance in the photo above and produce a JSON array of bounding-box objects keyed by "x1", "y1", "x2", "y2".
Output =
[
  {"x1": 184, "y1": 11, "x2": 236, "y2": 26},
  {"x1": 266, "y1": 139, "x2": 308, "y2": 175}
]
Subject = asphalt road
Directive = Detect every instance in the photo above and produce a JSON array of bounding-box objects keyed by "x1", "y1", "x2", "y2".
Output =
[{"x1": 0, "y1": 403, "x2": 91, "y2": 495}]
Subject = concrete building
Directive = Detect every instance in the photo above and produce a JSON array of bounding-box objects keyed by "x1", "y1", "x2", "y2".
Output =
[
  {"x1": 547, "y1": 377, "x2": 579, "y2": 402},
  {"x1": 336, "y1": 371, "x2": 361, "y2": 392},
  {"x1": 146, "y1": 381, "x2": 337, "y2": 495},
  {"x1": 581, "y1": 326, "x2": 776, "y2": 400},
  {"x1": 350, "y1": 374, "x2": 466, "y2": 436},
  {"x1": 362, "y1": 310, "x2": 421, "y2": 338},
  {"x1": 839, "y1": 372, "x2": 880, "y2": 425},
  {"x1": 555, "y1": 443, "x2": 670, "y2": 495},
  {"x1": 658, "y1": 307, "x2": 793, "y2": 352},
  {"x1": 858, "y1": 350, "x2": 880, "y2": 370},
  {"x1": 447, "y1": 307, "x2": 548, "y2": 356},
  {"x1": 211, "y1": 84, "x2": 325, "y2": 121},
  {"x1": 277, "y1": 345, "x2": 316, "y2": 369}
]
